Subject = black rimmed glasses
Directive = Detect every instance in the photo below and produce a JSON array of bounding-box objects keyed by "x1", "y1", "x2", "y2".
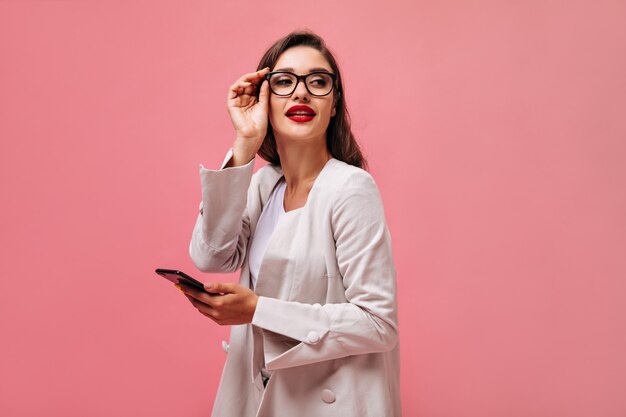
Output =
[{"x1": 265, "y1": 71, "x2": 337, "y2": 97}]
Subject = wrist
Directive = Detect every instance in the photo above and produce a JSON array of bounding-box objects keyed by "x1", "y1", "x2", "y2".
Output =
[{"x1": 231, "y1": 143, "x2": 256, "y2": 167}]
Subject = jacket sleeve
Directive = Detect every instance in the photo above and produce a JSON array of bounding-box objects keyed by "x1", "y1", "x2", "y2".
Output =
[
  {"x1": 189, "y1": 148, "x2": 255, "y2": 273},
  {"x1": 251, "y1": 172, "x2": 399, "y2": 370}
]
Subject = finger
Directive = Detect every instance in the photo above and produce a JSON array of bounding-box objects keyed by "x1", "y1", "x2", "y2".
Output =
[
  {"x1": 236, "y1": 80, "x2": 252, "y2": 88},
  {"x1": 227, "y1": 85, "x2": 240, "y2": 101},
  {"x1": 176, "y1": 282, "x2": 189, "y2": 294},
  {"x1": 237, "y1": 67, "x2": 271, "y2": 84},
  {"x1": 229, "y1": 82, "x2": 248, "y2": 96},
  {"x1": 247, "y1": 68, "x2": 271, "y2": 86},
  {"x1": 228, "y1": 82, "x2": 253, "y2": 101},
  {"x1": 200, "y1": 310, "x2": 228, "y2": 325},
  {"x1": 257, "y1": 79, "x2": 269, "y2": 106},
  {"x1": 179, "y1": 283, "x2": 214, "y2": 304},
  {"x1": 244, "y1": 67, "x2": 271, "y2": 80},
  {"x1": 228, "y1": 68, "x2": 269, "y2": 100},
  {"x1": 199, "y1": 310, "x2": 219, "y2": 322},
  {"x1": 186, "y1": 294, "x2": 215, "y2": 316},
  {"x1": 204, "y1": 282, "x2": 237, "y2": 294}
]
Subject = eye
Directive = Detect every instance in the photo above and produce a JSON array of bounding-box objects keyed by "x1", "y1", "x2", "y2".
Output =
[
  {"x1": 308, "y1": 74, "x2": 331, "y2": 87},
  {"x1": 275, "y1": 76, "x2": 294, "y2": 85},
  {"x1": 310, "y1": 78, "x2": 328, "y2": 86}
]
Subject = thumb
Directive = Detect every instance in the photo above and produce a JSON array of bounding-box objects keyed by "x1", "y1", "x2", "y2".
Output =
[
  {"x1": 205, "y1": 282, "x2": 236, "y2": 294},
  {"x1": 257, "y1": 79, "x2": 269, "y2": 106}
]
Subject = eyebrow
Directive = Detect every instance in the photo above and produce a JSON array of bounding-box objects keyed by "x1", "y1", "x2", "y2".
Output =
[{"x1": 274, "y1": 67, "x2": 333, "y2": 73}]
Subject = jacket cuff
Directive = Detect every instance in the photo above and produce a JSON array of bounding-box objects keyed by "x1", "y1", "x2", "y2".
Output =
[
  {"x1": 197, "y1": 147, "x2": 255, "y2": 216},
  {"x1": 196, "y1": 147, "x2": 254, "y2": 250},
  {"x1": 251, "y1": 296, "x2": 331, "y2": 345}
]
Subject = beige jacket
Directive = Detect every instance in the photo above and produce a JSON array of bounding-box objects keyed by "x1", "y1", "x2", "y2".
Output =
[{"x1": 189, "y1": 148, "x2": 401, "y2": 417}]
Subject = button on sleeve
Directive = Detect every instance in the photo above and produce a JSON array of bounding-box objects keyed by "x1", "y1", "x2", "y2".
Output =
[
  {"x1": 306, "y1": 331, "x2": 320, "y2": 344},
  {"x1": 321, "y1": 389, "x2": 336, "y2": 403}
]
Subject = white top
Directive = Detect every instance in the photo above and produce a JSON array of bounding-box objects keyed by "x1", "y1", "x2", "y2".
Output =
[
  {"x1": 249, "y1": 177, "x2": 287, "y2": 290},
  {"x1": 248, "y1": 177, "x2": 287, "y2": 382}
]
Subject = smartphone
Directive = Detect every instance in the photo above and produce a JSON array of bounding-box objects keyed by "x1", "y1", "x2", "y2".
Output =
[{"x1": 155, "y1": 268, "x2": 222, "y2": 295}]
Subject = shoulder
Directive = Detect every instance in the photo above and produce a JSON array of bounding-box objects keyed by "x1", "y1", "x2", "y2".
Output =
[
  {"x1": 322, "y1": 160, "x2": 391, "y2": 239},
  {"x1": 249, "y1": 161, "x2": 282, "y2": 189},
  {"x1": 253, "y1": 161, "x2": 281, "y2": 179},
  {"x1": 244, "y1": 161, "x2": 285, "y2": 208},
  {"x1": 324, "y1": 158, "x2": 382, "y2": 200},
  {"x1": 321, "y1": 159, "x2": 387, "y2": 222}
]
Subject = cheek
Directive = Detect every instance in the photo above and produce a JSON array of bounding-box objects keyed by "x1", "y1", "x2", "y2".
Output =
[
  {"x1": 319, "y1": 102, "x2": 334, "y2": 120},
  {"x1": 269, "y1": 109, "x2": 280, "y2": 126},
  {"x1": 268, "y1": 101, "x2": 281, "y2": 124}
]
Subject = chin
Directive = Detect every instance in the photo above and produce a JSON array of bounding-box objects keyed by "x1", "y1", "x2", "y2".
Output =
[{"x1": 276, "y1": 130, "x2": 322, "y2": 143}]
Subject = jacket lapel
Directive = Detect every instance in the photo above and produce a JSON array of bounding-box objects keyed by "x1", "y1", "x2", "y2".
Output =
[{"x1": 251, "y1": 158, "x2": 338, "y2": 300}]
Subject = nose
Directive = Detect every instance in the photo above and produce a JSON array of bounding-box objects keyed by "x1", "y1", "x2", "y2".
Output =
[{"x1": 291, "y1": 78, "x2": 311, "y2": 101}]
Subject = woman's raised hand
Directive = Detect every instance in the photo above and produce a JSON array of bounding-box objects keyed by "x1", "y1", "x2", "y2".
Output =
[{"x1": 227, "y1": 67, "x2": 271, "y2": 165}]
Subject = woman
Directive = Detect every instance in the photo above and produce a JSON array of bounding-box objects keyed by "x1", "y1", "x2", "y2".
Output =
[{"x1": 178, "y1": 30, "x2": 401, "y2": 416}]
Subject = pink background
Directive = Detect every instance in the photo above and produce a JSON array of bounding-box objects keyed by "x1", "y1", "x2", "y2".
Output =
[{"x1": 1, "y1": 1, "x2": 625, "y2": 416}]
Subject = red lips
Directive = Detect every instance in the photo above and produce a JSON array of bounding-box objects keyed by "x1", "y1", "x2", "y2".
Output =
[{"x1": 286, "y1": 105, "x2": 316, "y2": 116}]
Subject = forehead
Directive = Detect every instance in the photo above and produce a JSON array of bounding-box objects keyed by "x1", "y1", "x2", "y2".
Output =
[{"x1": 274, "y1": 46, "x2": 332, "y2": 73}]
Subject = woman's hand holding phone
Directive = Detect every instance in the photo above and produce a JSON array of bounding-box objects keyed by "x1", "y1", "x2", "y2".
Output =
[
  {"x1": 176, "y1": 282, "x2": 259, "y2": 326},
  {"x1": 226, "y1": 67, "x2": 271, "y2": 167}
]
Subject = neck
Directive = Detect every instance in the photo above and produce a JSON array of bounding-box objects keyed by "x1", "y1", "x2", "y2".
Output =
[{"x1": 276, "y1": 136, "x2": 331, "y2": 189}]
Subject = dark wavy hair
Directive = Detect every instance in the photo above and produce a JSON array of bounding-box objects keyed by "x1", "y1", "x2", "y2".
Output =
[{"x1": 254, "y1": 29, "x2": 368, "y2": 171}]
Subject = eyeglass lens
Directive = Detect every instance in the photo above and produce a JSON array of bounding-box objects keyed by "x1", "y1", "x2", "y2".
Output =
[{"x1": 268, "y1": 73, "x2": 333, "y2": 96}]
